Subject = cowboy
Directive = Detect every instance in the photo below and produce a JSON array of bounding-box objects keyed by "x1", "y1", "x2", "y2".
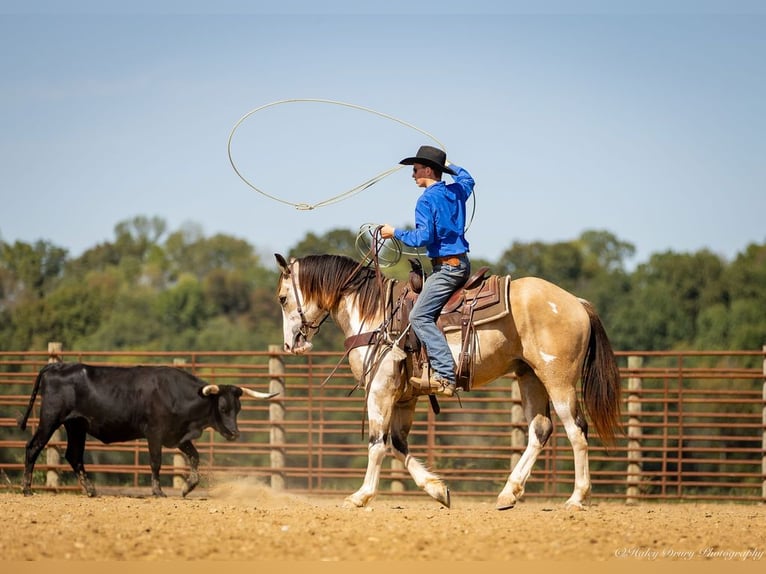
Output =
[{"x1": 380, "y1": 145, "x2": 475, "y2": 397}]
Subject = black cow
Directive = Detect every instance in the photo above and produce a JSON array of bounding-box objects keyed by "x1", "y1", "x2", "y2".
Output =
[{"x1": 18, "y1": 362, "x2": 277, "y2": 497}]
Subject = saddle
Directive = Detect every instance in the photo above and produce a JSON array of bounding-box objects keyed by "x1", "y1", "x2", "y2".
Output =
[{"x1": 391, "y1": 259, "x2": 511, "y2": 393}]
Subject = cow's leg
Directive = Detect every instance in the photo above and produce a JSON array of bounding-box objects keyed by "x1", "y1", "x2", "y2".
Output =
[
  {"x1": 63, "y1": 419, "x2": 96, "y2": 497},
  {"x1": 390, "y1": 397, "x2": 449, "y2": 507},
  {"x1": 344, "y1": 383, "x2": 396, "y2": 508},
  {"x1": 147, "y1": 439, "x2": 166, "y2": 497},
  {"x1": 497, "y1": 369, "x2": 553, "y2": 510},
  {"x1": 22, "y1": 419, "x2": 62, "y2": 496},
  {"x1": 177, "y1": 440, "x2": 200, "y2": 497}
]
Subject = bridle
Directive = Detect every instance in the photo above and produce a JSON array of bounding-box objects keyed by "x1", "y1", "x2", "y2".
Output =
[{"x1": 283, "y1": 260, "x2": 331, "y2": 341}]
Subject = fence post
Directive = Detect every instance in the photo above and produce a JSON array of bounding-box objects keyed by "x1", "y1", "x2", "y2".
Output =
[
  {"x1": 510, "y1": 378, "x2": 525, "y2": 471},
  {"x1": 626, "y1": 355, "x2": 643, "y2": 504},
  {"x1": 172, "y1": 358, "x2": 187, "y2": 491},
  {"x1": 762, "y1": 345, "x2": 765, "y2": 504},
  {"x1": 390, "y1": 459, "x2": 405, "y2": 493},
  {"x1": 268, "y1": 345, "x2": 286, "y2": 490},
  {"x1": 46, "y1": 342, "x2": 63, "y2": 490}
]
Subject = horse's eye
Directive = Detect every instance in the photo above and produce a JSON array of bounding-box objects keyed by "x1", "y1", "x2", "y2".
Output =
[{"x1": 279, "y1": 296, "x2": 287, "y2": 306}]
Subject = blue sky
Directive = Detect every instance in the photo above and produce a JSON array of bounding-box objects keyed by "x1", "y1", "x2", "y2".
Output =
[{"x1": 1, "y1": 1, "x2": 764, "y2": 269}]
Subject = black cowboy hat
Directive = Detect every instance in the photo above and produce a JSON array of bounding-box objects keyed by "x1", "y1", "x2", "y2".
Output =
[{"x1": 399, "y1": 145, "x2": 456, "y2": 176}]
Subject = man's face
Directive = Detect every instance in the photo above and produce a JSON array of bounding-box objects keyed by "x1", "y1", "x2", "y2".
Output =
[{"x1": 412, "y1": 163, "x2": 432, "y2": 187}]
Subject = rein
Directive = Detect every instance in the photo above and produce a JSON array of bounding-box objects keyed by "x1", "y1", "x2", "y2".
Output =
[{"x1": 313, "y1": 230, "x2": 388, "y2": 388}]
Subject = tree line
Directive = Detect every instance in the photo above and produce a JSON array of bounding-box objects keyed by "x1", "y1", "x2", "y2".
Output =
[{"x1": 1, "y1": 215, "x2": 764, "y2": 354}]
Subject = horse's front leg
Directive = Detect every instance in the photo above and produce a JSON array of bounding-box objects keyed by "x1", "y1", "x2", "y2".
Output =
[
  {"x1": 390, "y1": 397, "x2": 450, "y2": 508},
  {"x1": 343, "y1": 383, "x2": 395, "y2": 508}
]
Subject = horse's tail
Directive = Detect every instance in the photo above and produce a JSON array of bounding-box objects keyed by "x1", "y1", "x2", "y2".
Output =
[
  {"x1": 579, "y1": 299, "x2": 623, "y2": 447},
  {"x1": 18, "y1": 364, "x2": 52, "y2": 431}
]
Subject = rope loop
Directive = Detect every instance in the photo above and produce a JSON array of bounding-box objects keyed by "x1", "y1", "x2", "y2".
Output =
[{"x1": 227, "y1": 98, "x2": 446, "y2": 210}]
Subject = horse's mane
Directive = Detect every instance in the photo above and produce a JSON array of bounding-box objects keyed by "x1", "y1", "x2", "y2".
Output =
[{"x1": 297, "y1": 254, "x2": 382, "y2": 323}]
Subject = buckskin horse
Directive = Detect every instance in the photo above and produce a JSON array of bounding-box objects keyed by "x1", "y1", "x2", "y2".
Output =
[{"x1": 275, "y1": 253, "x2": 622, "y2": 510}]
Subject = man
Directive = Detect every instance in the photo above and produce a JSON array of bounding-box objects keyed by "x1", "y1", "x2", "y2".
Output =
[{"x1": 380, "y1": 145, "x2": 475, "y2": 397}]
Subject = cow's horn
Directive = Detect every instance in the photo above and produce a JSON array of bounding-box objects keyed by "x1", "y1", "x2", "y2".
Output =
[
  {"x1": 201, "y1": 384, "x2": 220, "y2": 396},
  {"x1": 240, "y1": 387, "x2": 279, "y2": 400}
]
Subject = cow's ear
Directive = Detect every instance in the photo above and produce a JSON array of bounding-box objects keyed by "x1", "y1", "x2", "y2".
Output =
[{"x1": 275, "y1": 253, "x2": 290, "y2": 275}]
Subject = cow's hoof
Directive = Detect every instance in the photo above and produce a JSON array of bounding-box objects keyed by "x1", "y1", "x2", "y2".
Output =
[{"x1": 182, "y1": 480, "x2": 198, "y2": 498}]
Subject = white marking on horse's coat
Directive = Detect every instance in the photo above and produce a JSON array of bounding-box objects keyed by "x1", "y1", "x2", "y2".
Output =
[
  {"x1": 548, "y1": 301, "x2": 559, "y2": 314},
  {"x1": 367, "y1": 399, "x2": 385, "y2": 427},
  {"x1": 552, "y1": 400, "x2": 574, "y2": 426},
  {"x1": 540, "y1": 351, "x2": 557, "y2": 364}
]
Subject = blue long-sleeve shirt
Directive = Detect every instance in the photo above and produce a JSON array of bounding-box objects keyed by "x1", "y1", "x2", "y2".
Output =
[{"x1": 393, "y1": 165, "x2": 475, "y2": 259}]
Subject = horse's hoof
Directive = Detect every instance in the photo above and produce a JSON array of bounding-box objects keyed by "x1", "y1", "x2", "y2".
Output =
[
  {"x1": 564, "y1": 499, "x2": 585, "y2": 511},
  {"x1": 425, "y1": 481, "x2": 450, "y2": 508},
  {"x1": 496, "y1": 491, "x2": 519, "y2": 510},
  {"x1": 436, "y1": 488, "x2": 451, "y2": 508},
  {"x1": 343, "y1": 496, "x2": 365, "y2": 509}
]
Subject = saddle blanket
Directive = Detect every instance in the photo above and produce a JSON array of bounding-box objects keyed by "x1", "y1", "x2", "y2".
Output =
[{"x1": 437, "y1": 274, "x2": 511, "y2": 333}]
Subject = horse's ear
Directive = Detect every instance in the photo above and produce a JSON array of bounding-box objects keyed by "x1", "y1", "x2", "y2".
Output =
[{"x1": 275, "y1": 253, "x2": 290, "y2": 275}]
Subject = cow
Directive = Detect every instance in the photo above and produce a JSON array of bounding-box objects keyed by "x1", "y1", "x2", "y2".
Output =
[{"x1": 18, "y1": 362, "x2": 277, "y2": 498}]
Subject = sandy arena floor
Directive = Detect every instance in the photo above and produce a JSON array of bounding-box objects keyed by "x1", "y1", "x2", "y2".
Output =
[{"x1": 0, "y1": 478, "x2": 763, "y2": 565}]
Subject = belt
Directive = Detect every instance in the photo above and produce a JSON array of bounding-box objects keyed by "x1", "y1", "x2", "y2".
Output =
[{"x1": 431, "y1": 254, "x2": 465, "y2": 266}]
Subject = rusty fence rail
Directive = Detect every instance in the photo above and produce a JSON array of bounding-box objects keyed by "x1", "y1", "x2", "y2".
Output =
[{"x1": 0, "y1": 345, "x2": 764, "y2": 503}]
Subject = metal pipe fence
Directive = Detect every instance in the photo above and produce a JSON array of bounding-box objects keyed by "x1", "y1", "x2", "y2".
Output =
[{"x1": 0, "y1": 345, "x2": 763, "y2": 503}]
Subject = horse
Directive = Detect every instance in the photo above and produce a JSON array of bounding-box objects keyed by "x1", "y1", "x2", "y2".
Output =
[{"x1": 275, "y1": 253, "x2": 622, "y2": 510}]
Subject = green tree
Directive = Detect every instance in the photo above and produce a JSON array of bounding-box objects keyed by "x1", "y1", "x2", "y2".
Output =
[
  {"x1": 0, "y1": 239, "x2": 68, "y2": 300},
  {"x1": 611, "y1": 250, "x2": 727, "y2": 350},
  {"x1": 289, "y1": 229, "x2": 358, "y2": 259},
  {"x1": 155, "y1": 273, "x2": 207, "y2": 333}
]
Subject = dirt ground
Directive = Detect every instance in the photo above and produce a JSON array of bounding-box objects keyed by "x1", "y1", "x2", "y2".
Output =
[{"x1": 0, "y1": 478, "x2": 763, "y2": 565}]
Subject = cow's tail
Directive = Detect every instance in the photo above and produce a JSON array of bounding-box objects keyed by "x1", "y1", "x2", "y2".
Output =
[{"x1": 18, "y1": 364, "x2": 52, "y2": 430}]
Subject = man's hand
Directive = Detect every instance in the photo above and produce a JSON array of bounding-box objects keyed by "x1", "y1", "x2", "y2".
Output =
[{"x1": 380, "y1": 224, "x2": 395, "y2": 239}]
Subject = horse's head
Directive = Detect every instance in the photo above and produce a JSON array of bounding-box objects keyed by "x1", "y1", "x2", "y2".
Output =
[
  {"x1": 276, "y1": 252, "x2": 384, "y2": 354},
  {"x1": 275, "y1": 253, "x2": 323, "y2": 354}
]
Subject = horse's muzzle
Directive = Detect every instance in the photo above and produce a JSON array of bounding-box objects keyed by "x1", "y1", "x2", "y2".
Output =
[{"x1": 286, "y1": 332, "x2": 313, "y2": 354}]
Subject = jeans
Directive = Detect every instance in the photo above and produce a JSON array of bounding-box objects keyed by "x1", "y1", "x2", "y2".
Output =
[{"x1": 410, "y1": 255, "x2": 471, "y2": 382}]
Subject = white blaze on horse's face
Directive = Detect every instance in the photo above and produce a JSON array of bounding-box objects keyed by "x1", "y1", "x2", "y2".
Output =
[{"x1": 276, "y1": 257, "x2": 315, "y2": 354}]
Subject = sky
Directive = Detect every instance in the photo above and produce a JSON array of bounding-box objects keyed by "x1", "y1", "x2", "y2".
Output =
[{"x1": 1, "y1": 1, "x2": 765, "y2": 270}]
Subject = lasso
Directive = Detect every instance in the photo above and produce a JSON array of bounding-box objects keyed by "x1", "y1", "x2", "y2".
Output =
[
  {"x1": 227, "y1": 98, "x2": 447, "y2": 210},
  {"x1": 227, "y1": 98, "x2": 476, "y2": 265}
]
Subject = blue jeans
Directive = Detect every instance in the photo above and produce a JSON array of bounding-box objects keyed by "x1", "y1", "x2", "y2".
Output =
[{"x1": 410, "y1": 255, "x2": 471, "y2": 382}]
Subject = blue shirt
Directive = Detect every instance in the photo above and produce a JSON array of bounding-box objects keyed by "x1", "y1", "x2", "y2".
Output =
[{"x1": 393, "y1": 165, "x2": 475, "y2": 259}]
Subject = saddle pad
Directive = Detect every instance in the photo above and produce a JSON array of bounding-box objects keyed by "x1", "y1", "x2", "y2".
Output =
[{"x1": 438, "y1": 275, "x2": 511, "y2": 333}]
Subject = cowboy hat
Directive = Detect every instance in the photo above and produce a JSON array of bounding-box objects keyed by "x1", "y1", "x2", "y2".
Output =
[{"x1": 399, "y1": 145, "x2": 456, "y2": 176}]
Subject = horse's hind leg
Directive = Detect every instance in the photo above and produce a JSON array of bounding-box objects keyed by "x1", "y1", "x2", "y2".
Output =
[
  {"x1": 390, "y1": 397, "x2": 450, "y2": 508},
  {"x1": 497, "y1": 368, "x2": 553, "y2": 510},
  {"x1": 549, "y1": 385, "x2": 591, "y2": 510}
]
